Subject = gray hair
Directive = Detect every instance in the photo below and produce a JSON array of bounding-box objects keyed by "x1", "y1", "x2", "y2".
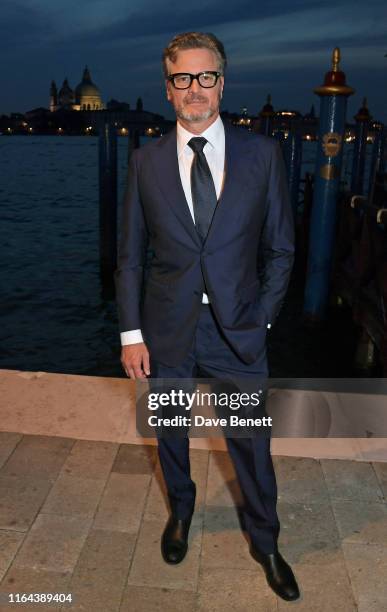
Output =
[{"x1": 162, "y1": 32, "x2": 227, "y2": 78}]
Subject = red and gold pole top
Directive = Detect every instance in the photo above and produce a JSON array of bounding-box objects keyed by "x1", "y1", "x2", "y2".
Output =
[
  {"x1": 314, "y1": 48, "x2": 355, "y2": 97},
  {"x1": 354, "y1": 97, "x2": 372, "y2": 122}
]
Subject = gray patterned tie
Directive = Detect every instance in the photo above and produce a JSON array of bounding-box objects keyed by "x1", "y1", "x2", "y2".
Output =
[{"x1": 188, "y1": 137, "x2": 218, "y2": 242}]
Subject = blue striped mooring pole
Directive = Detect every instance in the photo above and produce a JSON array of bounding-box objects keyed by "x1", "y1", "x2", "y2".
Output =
[
  {"x1": 303, "y1": 48, "x2": 355, "y2": 322},
  {"x1": 351, "y1": 98, "x2": 371, "y2": 195}
]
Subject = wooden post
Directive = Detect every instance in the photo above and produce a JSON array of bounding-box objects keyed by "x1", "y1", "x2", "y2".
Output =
[{"x1": 98, "y1": 118, "x2": 117, "y2": 286}]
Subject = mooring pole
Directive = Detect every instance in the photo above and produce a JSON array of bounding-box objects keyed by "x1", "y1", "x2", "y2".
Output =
[
  {"x1": 127, "y1": 128, "x2": 140, "y2": 162},
  {"x1": 351, "y1": 98, "x2": 371, "y2": 195},
  {"x1": 368, "y1": 124, "x2": 386, "y2": 198},
  {"x1": 258, "y1": 94, "x2": 275, "y2": 137},
  {"x1": 98, "y1": 118, "x2": 117, "y2": 284},
  {"x1": 303, "y1": 48, "x2": 354, "y2": 322},
  {"x1": 283, "y1": 119, "x2": 303, "y2": 217}
]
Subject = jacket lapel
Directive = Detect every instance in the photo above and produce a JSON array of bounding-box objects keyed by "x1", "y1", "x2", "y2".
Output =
[
  {"x1": 150, "y1": 126, "x2": 201, "y2": 247},
  {"x1": 204, "y1": 121, "x2": 247, "y2": 246},
  {"x1": 150, "y1": 120, "x2": 249, "y2": 248}
]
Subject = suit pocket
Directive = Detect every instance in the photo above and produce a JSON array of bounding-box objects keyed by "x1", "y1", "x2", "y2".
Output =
[
  {"x1": 146, "y1": 276, "x2": 174, "y2": 290},
  {"x1": 238, "y1": 279, "x2": 260, "y2": 304}
]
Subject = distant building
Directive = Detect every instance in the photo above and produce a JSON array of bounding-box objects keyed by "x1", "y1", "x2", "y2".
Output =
[
  {"x1": 106, "y1": 99, "x2": 131, "y2": 112},
  {"x1": 50, "y1": 66, "x2": 105, "y2": 111},
  {"x1": 225, "y1": 97, "x2": 319, "y2": 141}
]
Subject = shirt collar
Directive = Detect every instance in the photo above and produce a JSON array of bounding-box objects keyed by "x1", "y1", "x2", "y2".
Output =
[{"x1": 177, "y1": 115, "x2": 224, "y2": 157}]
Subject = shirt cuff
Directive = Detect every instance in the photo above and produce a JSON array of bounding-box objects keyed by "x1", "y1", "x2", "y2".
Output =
[{"x1": 120, "y1": 329, "x2": 144, "y2": 345}]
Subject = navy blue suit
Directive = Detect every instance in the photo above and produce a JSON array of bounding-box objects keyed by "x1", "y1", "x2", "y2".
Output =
[{"x1": 114, "y1": 119, "x2": 295, "y2": 554}]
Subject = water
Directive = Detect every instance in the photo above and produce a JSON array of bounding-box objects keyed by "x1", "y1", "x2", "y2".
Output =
[
  {"x1": 0, "y1": 135, "x2": 375, "y2": 378},
  {"x1": 0, "y1": 135, "x2": 136, "y2": 376}
]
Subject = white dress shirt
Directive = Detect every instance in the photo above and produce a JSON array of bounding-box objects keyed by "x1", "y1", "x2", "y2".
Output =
[{"x1": 120, "y1": 115, "x2": 270, "y2": 346}]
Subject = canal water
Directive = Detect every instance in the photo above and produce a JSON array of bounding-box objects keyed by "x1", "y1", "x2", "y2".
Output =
[
  {"x1": 0, "y1": 135, "x2": 374, "y2": 378},
  {"x1": 1, "y1": 135, "x2": 132, "y2": 376}
]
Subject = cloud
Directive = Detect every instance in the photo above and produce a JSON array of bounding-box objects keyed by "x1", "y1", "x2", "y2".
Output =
[
  {"x1": 1, "y1": 0, "x2": 386, "y2": 120},
  {"x1": 0, "y1": 1, "x2": 52, "y2": 48},
  {"x1": 3, "y1": 0, "x2": 371, "y2": 46}
]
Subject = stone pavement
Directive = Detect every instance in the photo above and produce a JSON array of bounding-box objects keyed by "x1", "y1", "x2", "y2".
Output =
[{"x1": 0, "y1": 432, "x2": 387, "y2": 612}]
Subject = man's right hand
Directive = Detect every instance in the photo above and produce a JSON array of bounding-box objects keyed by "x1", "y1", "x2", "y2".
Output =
[{"x1": 121, "y1": 342, "x2": 150, "y2": 379}]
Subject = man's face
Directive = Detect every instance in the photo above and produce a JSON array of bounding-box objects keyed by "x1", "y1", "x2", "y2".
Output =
[{"x1": 165, "y1": 48, "x2": 224, "y2": 124}]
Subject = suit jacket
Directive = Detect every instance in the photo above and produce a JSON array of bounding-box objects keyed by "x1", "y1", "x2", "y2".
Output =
[{"x1": 114, "y1": 119, "x2": 295, "y2": 367}]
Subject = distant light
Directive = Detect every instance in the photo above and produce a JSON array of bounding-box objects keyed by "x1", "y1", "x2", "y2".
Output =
[
  {"x1": 7, "y1": 127, "x2": 11, "y2": 132},
  {"x1": 29, "y1": 127, "x2": 33, "y2": 132},
  {"x1": 58, "y1": 127, "x2": 63, "y2": 132}
]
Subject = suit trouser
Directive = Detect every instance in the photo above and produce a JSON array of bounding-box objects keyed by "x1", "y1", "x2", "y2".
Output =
[{"x1": 149, "y1": 303, "x2": 280, "y2": 554}]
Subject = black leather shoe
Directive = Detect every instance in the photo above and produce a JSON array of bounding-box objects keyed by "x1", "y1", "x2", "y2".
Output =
[
  {"x1": 251, "y1": 548, "x2": 300, "y2": 601},
  {"x1": 161, "y1": 515, "x2": 192, "y2": 564}
]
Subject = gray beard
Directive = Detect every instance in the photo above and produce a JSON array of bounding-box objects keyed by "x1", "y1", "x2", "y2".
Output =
[{"x1": 176, "y1": 105, "x2": 217, "y2": 123}]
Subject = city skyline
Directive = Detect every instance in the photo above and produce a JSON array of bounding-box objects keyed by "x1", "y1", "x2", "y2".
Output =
[{"x1": 2, "y1": 0, "x2": 387, "y2": 121}]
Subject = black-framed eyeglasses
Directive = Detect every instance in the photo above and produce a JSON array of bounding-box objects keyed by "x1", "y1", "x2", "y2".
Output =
[{"x1": 167, "y1": 71, "x2": 222, "y2": 89}]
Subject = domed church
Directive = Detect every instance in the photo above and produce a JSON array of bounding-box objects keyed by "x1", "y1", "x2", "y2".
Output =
[{"x1": 50, "y1": 66, "x2": 105, "y2": 111}]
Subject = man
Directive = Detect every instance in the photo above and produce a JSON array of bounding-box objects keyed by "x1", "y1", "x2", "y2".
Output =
[{"x1": 114, "y1": 32, "x2": 299, "y2": 601}]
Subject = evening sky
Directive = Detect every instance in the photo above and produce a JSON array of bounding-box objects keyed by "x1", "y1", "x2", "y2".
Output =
[{"x1": 2, "y1": 0, "x2": 387, "y2": 121}]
